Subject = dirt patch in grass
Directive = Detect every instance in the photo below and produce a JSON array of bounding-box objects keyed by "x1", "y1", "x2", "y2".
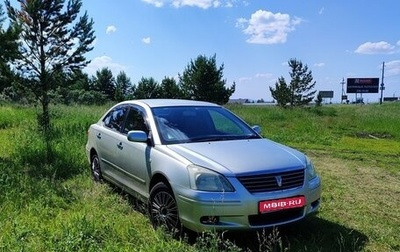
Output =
[{"x1": 354, "y1": 132, "x2": 393, "y2": 139}]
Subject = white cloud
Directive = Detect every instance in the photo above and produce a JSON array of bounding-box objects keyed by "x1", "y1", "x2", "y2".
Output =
[
  {"x1": 385, "y1": 60, "x2": 400, "y2": 76},
  {"x1": 238, "y1": 76, "x2": 252, "y2": 82},
  {"x1": 242, "y1": 1, "x2": 249, "y2": 6},
  {"x1": 106, "y1": 25, "x2": 117, "y2": 34},
  {"x1": 142, "y1": 37, "x2": 151, "y2": 44},
  {"x1": 255, "y1": 73, "x2": 273, "y2": 78},
  {"x1": 355, "y1": 41, "x2": 396, "y2": 54},
  {"x1": 142, "y1": 0, "x2": 238, "y2": 8},
  {"x1": 172, "y1": 0, "x2": 220, "y2": 9},
  {"x1": 85, "y1": 56, "x2": 128, "y2": 76},
  {"x1": 314, "y1": 62, "x2": 325, "y2": 67},
  {"x1": 319, "y1": 7, "x2": 325, "y2": 15},
  {"x1": 238, "y1": 73, "x2": 273, "y2": 82},
  {"x1": 235, "y1": 18, "x2": 247, "y2": 28},
  {"x1": 237, "y1": 10, "x2": 302, "y2": 45},
  {"x1": 225, "y1": 1, "x2": 233, "y2": 7},
  {"x1": 141, "y1": 0, "x2": 164, "y2": 7}
]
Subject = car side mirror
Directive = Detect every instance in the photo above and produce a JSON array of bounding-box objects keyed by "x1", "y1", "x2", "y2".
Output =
[
  {"x1": 252, "y1": 125, "x2": 261, "y2": 134},
  {"x1": 127, "y1": 130, "x2": 148, "y2": 142}
]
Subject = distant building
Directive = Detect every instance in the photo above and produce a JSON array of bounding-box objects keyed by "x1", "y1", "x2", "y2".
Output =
[
  {"x1": 228, "y1": 98, "x2": 250, "y2": 104},
  {"x1": 383, "y1": 97, "x2": 399, "y2": 102}
]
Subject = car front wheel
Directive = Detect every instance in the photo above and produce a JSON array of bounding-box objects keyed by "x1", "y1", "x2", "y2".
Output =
[
  {"x1": 149, "y1": 182, "x2": 180, "y2": 233},
  {"x1": 91, "y1": 153, "x2": 102, "y2": 182}
]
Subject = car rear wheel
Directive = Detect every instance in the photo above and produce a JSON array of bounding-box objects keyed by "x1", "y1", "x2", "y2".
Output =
[
  {"x1": 149, "y1": 182, "x2": 180, "y2": 233},
  {"x1": 91, "y1": 153, "x2": 102, "y2": 182}
]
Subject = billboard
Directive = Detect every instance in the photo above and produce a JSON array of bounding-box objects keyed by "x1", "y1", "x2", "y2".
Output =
[
  {"x1": 318, "y1": 91, "x2": 334, "y2": 98},
  {"x1": 347, "y1": 78, "x2": 379, "y2": 93}
]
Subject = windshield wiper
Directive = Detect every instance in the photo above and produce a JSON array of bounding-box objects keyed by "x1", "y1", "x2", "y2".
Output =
[
  {"x1": 189, "y1": 134, "x2": 256, "y2": 142},
  {"x1": 188, "y1": 136, "x2": 226, "y2": 142},
  {"x1": 243, "y1": 134, "x2": 261, "y2": 139}
]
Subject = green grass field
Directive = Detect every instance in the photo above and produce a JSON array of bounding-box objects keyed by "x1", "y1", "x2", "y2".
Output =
[{"x1": 0, "y1": 102, "x2": 399, "y2": 251}]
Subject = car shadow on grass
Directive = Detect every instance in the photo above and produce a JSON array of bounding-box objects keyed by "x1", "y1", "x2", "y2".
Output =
[{"x1": 223, "y1": 216, "x2": 368, "y2": 252}]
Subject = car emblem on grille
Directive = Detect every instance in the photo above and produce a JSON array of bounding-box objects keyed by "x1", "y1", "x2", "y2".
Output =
[{"x1": 275, "y1": 175, "x2": 283, "y2": 187}]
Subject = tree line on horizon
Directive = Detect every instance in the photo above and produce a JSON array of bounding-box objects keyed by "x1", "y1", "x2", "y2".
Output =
[
  {"x1": 0, "y1": 0, "x2": 316, "y2": 133},
  {"x1": 0, "y1": 1, "x2": 235, "y2": 105}
]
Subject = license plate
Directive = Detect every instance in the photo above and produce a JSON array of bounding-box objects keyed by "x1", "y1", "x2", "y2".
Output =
[{"x1": 259, "y1": 196, "x2": 305, "y2": 213}]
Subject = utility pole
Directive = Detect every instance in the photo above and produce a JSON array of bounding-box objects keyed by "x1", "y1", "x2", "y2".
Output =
[
  {"x1": 380, "y1": 62, "x2": 385, "y2": 104},
  {"x1": 340, "y1": 78, "x2": 346, "y2": 103}
]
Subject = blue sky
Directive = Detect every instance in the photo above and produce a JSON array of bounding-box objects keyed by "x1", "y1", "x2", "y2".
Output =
[{"x1": 7, "y1": 0, "x2": 400, "y2": 102}]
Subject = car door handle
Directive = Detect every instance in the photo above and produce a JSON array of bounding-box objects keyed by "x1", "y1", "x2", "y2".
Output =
[
  {"x1": 96, "y1": 133, "x2": 101, "y2": 139},
  {"x1": 117, "y1": 142, "x2": 123, "y2": 150}
]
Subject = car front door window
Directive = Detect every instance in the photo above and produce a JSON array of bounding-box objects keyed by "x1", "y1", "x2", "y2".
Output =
[
  {"x1": 104, "y1": 106, "x2": 128, "y2": 132},
  {"x1": 123, "y1": 107, "x2": 148, "y2": 134}
]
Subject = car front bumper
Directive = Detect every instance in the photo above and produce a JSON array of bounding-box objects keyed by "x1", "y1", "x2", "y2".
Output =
[{"x1": 175, "y1": 176, "x2": 321, "y2": 232}]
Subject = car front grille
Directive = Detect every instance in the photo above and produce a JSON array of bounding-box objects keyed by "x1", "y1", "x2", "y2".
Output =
[{"x1": 237, "y1": 169, "x2": 304, "y2": 193}]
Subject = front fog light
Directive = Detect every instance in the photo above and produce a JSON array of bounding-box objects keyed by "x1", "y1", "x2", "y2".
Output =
[{"x1": 200, "y1": 216, "x2": 220, "y2": 225}]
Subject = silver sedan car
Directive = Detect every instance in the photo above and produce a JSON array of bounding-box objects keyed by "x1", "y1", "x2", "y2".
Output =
[{"x1": 85, "y1": 99, "x2": 321, "y2": 232}]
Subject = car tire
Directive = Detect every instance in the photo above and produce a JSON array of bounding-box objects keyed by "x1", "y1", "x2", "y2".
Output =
[
  {"x1": 91, "y1": 153, "x2": 103, "y2": 182},
  {"x1": 149, "y1": 182, "x2": 181, "y2": 234}
]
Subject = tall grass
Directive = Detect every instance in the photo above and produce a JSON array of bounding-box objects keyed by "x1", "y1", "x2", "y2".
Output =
[
  {"x1": 228, "y1": 103, "x2": 400, "y2": 173},
  {"x1": 1, "y1": 102, "x2": 399, "y2": 251}
]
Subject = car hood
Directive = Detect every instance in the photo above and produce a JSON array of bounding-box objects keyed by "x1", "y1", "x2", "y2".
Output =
[{"x1": 167, "y1": 139, "x2": 306, "y2": 176}]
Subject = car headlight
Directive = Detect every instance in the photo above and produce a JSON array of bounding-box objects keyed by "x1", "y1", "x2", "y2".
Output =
[
  {"x1": 306, "y1": 156, "x2": 317, "y2": 179},
  {"x1": 187, "y1": 165, "x2": 234, "y2": 192}
]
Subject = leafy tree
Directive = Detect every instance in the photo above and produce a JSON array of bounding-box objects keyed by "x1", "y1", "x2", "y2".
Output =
[
  {"x1": 69, "y1": 70, "x2": 92, "y2": 91},
  {"x1": 270, "y1": 77, "x2": 291, "y2": 107},
  {"x1": 126, "y1": 84, "x2": 136, "y2": 100},
  {"x1": 52, "y1": 70, "x2": 96, "y2": 104},
  {"x1": 315, "y1": 92, "x2": 323, "y2": 107},
  {"x1": 159, "y1": 76, "x2": 182, "y2": 99},
  {"x1": 48, "y1": 69, "x2": 71, "y2": 104},
  {"x1": 270, "y1": 59, "x2": 316, "y2": 107},
  {"x1": 287, "y1": 59, "x2": 316, "y2": 106},
  {"x1": 6, "y1": 0, "x2": 95, "y2": 132},
  {"x1": 67, "y1": 89, "x2": 107, "y2": 105},
  {"x1": 179, "y1": 54, "x2": 235, "y2": 105},
  {"x1": 114, "y1": 71, "x2": 132, "y2": 102},
  {"x1": 0, "y1": 4, "x2": 19, "y2": 94},
  {"x1": 93, "y1": 67, "x2": 115, "y2": 100},
  {"x1": 133, "y1": 77, "x2": 161, "y2": 99}
]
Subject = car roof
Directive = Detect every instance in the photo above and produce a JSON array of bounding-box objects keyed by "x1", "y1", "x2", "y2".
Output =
[{"x1": 120, "y1": 99, "x2": 220, "y2": 108}]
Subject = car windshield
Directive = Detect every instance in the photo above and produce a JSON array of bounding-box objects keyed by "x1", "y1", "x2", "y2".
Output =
[{"x1": 152, "y1": 106, "x2": 260, "y2": 144}]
